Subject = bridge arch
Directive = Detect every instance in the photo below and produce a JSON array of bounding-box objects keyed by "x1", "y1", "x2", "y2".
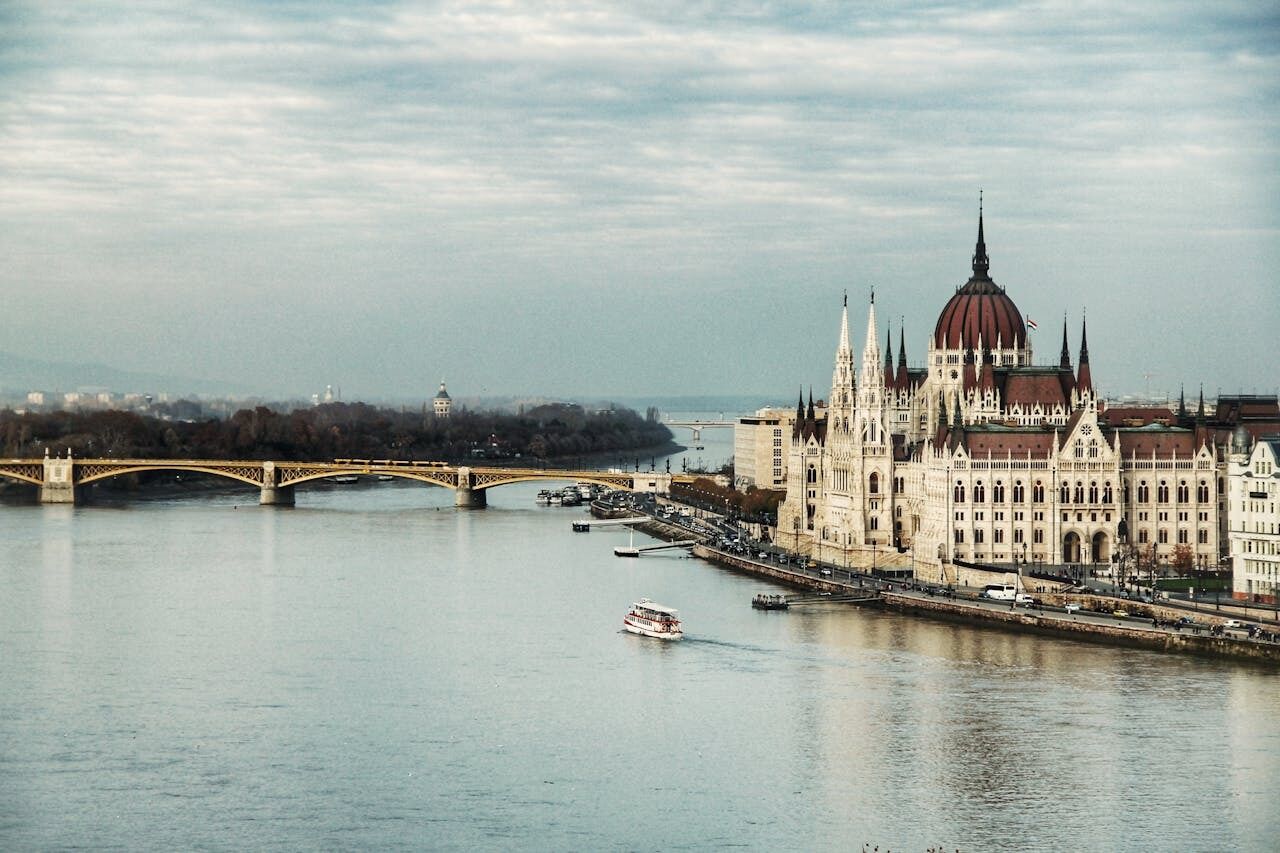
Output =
[{"x1": 76, "y1": 463, "x2": 263, "y2": 489}]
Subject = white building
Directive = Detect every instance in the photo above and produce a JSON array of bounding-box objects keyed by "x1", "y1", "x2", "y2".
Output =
[
  {"x1": 733, "y1": 407, "x2": 795, "y2": 490},
  {"x1": 1228, "y1": 431, "x2": 1280, "y2": 604},
  {"x1": 433, "y1": 380, "x2": 452, "y2": 418},
  {"x1": 776, "y1": 210, "x2": 1239, "y2": 583}
]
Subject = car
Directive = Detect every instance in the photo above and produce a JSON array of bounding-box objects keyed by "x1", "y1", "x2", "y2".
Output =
[
  {"x1": 1064, "y1": 603, "x2": 1081, "y2": 614},
  {"x1": 820, "y1": 568, "x2": 832, "y2": 577},
  {"x1": 1113, "y1": 610, "x2": 1129, "y2": 619},
  {"x1": 1222, "y1": 619, "x2": 1245, "y2": 630}
]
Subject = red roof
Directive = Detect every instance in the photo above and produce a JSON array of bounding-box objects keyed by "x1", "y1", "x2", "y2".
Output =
[
  {"x1": 999, "y1": 370, "x2": 1072, "y2": 409},
  {"x1": 933, "y1": 278, "x2": 1026, "y2": 352},
  {"x1": 1117, "y1": 428, "x2": 1197, "y2": 457}
]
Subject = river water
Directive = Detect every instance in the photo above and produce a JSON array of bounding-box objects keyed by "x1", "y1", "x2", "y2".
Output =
[{"x1": 2, "y1": 431, "x2": 1279, "y2": 851}]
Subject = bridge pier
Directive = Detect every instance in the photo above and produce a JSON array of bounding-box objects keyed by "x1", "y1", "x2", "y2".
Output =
[
  {"x1": 454, "y1": 487, "x2": 487, "y2": 508},
  {"x1": 259, "y1": 461, "x2": 295, "y2": 506},
  {"x1": 454, "y1": 467, "x2": 487, "y2": 508},
  {"x1": 259, "y1": 485, "x2": 295, "y2": 506},
  {"x1": 40, "y1": 452, "x2": 78, "y2": 505}
]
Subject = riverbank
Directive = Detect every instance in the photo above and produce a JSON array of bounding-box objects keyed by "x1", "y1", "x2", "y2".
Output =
[{"x1": 675, "y1": 541, "x2": 1280, "y2": 666}]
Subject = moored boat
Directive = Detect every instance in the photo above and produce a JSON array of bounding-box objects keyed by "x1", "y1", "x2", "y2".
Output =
[
  {"x1": 752, "y1": 594, "x2": 789, "y2": 610},
  {"x1": 623, "y1": 598, "x2": 683, "y2": 640},
  {"x1": 326, "y1": 475, "x2": 359, "y2": 484}
]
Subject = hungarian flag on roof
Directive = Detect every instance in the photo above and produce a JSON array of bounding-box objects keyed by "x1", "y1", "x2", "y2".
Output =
[{"x1": 1026, "y1": 315, "x2": 1038, "y2": 330}]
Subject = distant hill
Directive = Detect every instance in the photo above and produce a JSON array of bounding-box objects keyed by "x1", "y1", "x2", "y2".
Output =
[{"x1": 0, "y1": 350, "x2": 255, "y2": 398}]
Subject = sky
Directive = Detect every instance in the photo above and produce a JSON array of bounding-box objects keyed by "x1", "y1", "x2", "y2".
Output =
[{"x1": 2, "y1": 1, "x2": 1277, "y2": 405}]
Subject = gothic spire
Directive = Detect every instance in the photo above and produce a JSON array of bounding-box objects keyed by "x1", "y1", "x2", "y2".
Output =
[
  {"x1": 1075, "y1": 315, "x2": 1093, "y2": 394},
  {"x1": 972, "y1": 190, "x2": 989, "y2": 279},
  {"x1": 1059, "y1": 314, "x2": 1072, "y2": 370},
  {"x1": 884, "y1": 324, "x2": 895, "y2": 390},
  {"x1": 1197, "y1": 384, "x2": 1205, "y2": 421},
  {"x1": 895, "y1": 321, "x2": 909, "y2": 389},
  {"x1": 1178, "y1": 385, "x2": 1188, "y2": 419}
]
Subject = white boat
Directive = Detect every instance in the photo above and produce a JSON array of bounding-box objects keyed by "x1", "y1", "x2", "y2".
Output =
[
  {"x1": 623, "y1": 599, "x2": 683, "y2": 640},
  {"x1": 326, "y1": 475, "x2": 359, "y2": 484},
  {"x1": 535, "y1": 490, "x2": 553, "y2": 506}
]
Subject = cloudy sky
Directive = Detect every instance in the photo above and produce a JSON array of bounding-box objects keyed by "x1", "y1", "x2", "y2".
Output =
[{"x1": 2, "y1": 1, "x2": 1276, "y2": 403}]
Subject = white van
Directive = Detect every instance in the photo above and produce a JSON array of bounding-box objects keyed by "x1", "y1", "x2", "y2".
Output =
[{"x1": 980, "y1": 584, "x2": 1017, "y2": 601}]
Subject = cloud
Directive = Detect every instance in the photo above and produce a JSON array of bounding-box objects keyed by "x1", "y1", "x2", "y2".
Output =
[{"x1": 0, "y1": 1, "x2": 1275, "y2": 398}]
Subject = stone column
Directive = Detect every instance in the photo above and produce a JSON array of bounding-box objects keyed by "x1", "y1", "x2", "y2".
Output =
[
  {"x1": 454, "y1": 466, "x2": 487, "y2": 508},
  {"x1": 259, "y1": 461, "x2": 295, "y2": 506},
  {"x1": 40, "y1": 451, "x2": 77, "y2": 504}
]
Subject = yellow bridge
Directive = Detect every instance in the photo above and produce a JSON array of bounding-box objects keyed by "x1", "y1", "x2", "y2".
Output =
[{"x1": 0, "y1": 454, "x2": 675, "y2": 508}]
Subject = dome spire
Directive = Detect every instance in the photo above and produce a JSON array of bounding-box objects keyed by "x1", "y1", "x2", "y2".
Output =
[{"x1": 972, "y1": 190, "x2": 989, "y2": 279}]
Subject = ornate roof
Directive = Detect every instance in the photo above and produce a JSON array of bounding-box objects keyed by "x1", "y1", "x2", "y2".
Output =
[{"x1": 933, "y1": 208, "x2": 1027, "y2": 352}]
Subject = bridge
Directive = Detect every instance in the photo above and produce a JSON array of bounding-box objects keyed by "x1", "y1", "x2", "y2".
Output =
[
  {"x1": 0, "y1": 453, "x2": 675, "y2": 508},
  {"x1": 662, "y1": 415, "x2": 735, "y2": 447}
]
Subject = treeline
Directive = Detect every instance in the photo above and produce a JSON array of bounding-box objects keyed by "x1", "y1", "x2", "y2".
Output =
[
  {"x1": 671, "y1": 476, "x2": 783, "y2": 523},
  {"x1": 0, "y1": 402, "x2": 674, "y2": 463}
]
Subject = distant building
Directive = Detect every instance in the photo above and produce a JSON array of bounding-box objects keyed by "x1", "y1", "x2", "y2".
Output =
[
  {"x1": 1228, "y1": 430, "x2": 1280, "y2": 604},
  {"x1": 433, "y1": 380, "x2": 452, "y2": 418},
  {"x1": 26, "y1": 391, "x2": 45, "y2": 407},
  {"x1": 734, "y1": 406, "x2": 802, "y2": 491}
]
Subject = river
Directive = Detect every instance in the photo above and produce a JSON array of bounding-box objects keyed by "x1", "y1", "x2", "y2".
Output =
[{"x1": 2, "y1": 429, "x2": 1278, "y2": 851}]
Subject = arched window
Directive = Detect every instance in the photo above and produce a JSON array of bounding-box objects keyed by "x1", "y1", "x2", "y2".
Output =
[
  {"x1": 993, "y1": 481, "x2": 1005, "y2": 503},
  {"x1": 1123, "y1": 482, "x2": 1130, "y2": 503},
  {"x1": 1060, "y1": 483, "x2": 1070, "y2": 503},
  {"x1": 1158, "y1": 480, "x2": 1169, "y2": 503},
  {"x1": 1102, "y1": 482, "x2": 1113, "y2": 504},
  {"x1": 1073, "y1": 481, "x2": 1084, "y2": 504},
  {"x1": 807, "y1": 465, "x2": 817, "y2": 484},
  {"x1": 954, "y1": 481, "x2": 966, "y2": 503},
  {"x1": 1197, "y1": 480, "x2": 1209, "y2": 503},
  {"x1": 1074, "y1": 439, "x2": 1084, "y2": 459},
  {"x1": 1138, "y1": 481, "x2": 1149, "y2": 503},
  {"x1": 1177, "y1": 481, "x2": 1189, "y2": 503},
  {"x1": 974, "y1": 481, "x2": 986, "y2": 503},
  {"x1": 1033, "y1": 480, "x2": 1045, "y2": 502},
  {"x1": 1013, "y1": 480, "x2": 1025, "y2": 503},
  {"x1": 1088, "y1": 481, "x2": 1099, "y2": 504},
  {"x1": 869, "y1": 472, "x2": 880, "y2": 494}
]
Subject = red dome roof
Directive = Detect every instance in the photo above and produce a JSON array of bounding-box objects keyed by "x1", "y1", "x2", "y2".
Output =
[
  {"x1": 933, "y1": 277, "x2": 1026, "y2": 351},
  {"x1": 932, "y1": 211, "x2": 1026, "y2": 351}
]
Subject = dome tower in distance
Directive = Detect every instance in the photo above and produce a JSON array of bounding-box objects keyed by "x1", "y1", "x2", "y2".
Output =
[{"x1": 433, "y1": 379, "x2": 452, "y2": 418}]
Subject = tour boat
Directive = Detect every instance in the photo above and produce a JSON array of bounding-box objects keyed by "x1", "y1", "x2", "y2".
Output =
[
  {"x1": 752, "y1": 594, "x2": 789, "y2": 610},
  {"x1": 326, "y1": 475, "x2": 359, "y2": 484},
  {"x1": 623, "y1": 599, "x2": 683, "y2": 640}
]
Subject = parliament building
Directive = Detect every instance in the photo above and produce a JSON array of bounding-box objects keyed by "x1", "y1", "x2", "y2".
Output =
[{"x1": 774, "y1": 210, "x2": 1278, "y2": 592}]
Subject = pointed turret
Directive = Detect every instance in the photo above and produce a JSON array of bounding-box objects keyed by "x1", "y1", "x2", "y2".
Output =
[
  {"x1": 980, "y1": 348, "x2": 996, "y2": 395},
  {"x1": 793, "y1": 388, "x2": 805, "y2": 438},
  {"x1": 807, "y1": 387, "x2": 816, "y2": 425},
  {"x1": 883, "y1": 325, "x2": 895, "y2": 390},
  {"x1": 962, "y1": 348, "x2": 978, "y2": 391},
  {"x1": 971, "y1": 190, "x2": 990, "y2": 280},
  {"x1": 1075, "y1": 315, "x2": 1093, "y2": 395},
  {"x1": 1197, "y1": 384, "x2": 1205, "y2": 421},
  {"x1": 895, "y1": 324, "x2": 909, "y2": 390},
  {"x1": 1178, "y1": 385, "x2": 1188, "y2": 419},
  {"x1": 829, "y1": 292, "x2": 856, "y2": 411},
  {"x1": 857, "y1": 290, "x2": 883, "y2": 403},
  {"x1": 1059, "y1": 315, "x2": 1072, "y2": 370}
]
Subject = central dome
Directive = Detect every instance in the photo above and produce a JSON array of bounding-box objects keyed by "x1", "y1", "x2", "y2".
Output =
[{"x1": 932, "y1": 213, "x2": 1026, "y2": 352}]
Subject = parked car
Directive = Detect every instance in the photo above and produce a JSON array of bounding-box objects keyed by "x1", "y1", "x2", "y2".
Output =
[
  {"x1": 1064, "y1": 603, "x2": 1081, "y2": 614},
  {"x1": 1222, "y1": 619, "x2": 1245, "y2": 630},
  {"x1": 1113, "y1": 610, "x2": 1129, "y2": 619}
]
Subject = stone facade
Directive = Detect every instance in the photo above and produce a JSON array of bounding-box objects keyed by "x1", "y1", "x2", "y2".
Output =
[
  {"x1": 776, "y1": 212, "x2": 1253, "y2": 584},
  {"x1": 1229, "y1": 433, "x2": 1280, "y2": 603}
]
